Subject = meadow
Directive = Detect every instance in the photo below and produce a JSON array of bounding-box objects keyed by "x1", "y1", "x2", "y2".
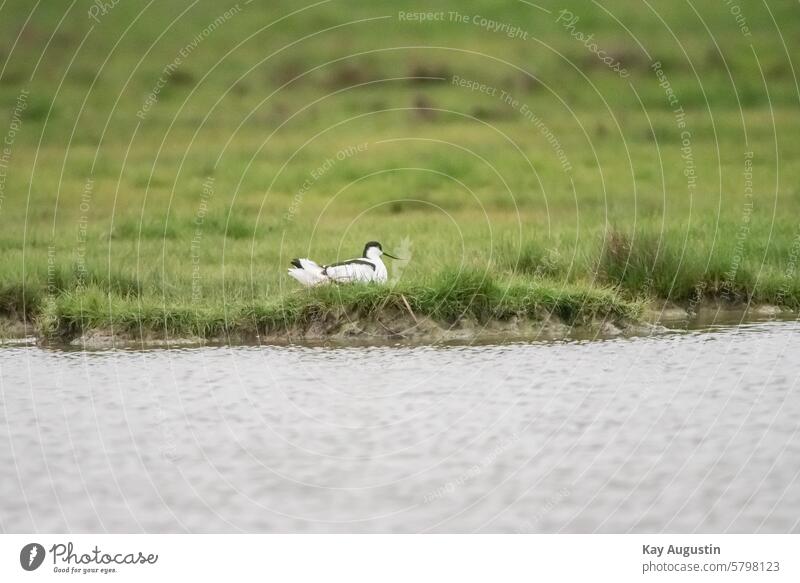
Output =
[{"x1": 0, "y1": 0, "x2": 798, "y2": 340}]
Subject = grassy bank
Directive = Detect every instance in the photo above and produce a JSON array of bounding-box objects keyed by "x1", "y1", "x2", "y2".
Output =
[
  {"x1": 26, "y1": 269, "x2": 641, "y2": 342},
  {"x1": 1, "y1": 1, "x2": 798, "y2": 342}
]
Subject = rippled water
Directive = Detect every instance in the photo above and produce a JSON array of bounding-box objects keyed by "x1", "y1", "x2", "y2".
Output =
[{"x1": 1, "y1": 321, "x2": 799, "y2": 533}]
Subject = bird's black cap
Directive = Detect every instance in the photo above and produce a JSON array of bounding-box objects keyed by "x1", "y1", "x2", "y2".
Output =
[{"x1": 363, "y1": 241, "x2": 382, "y2": 256}]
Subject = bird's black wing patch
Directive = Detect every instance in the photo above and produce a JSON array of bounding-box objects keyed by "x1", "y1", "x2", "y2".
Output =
[
  {"x1": 290, "y1": 258, "x2": 303, "y2": 269},
  {"x1": 323, "y1": 259, "x2": 376, "y2": 271}
]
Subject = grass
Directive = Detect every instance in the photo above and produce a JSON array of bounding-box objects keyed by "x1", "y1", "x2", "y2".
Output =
[
  {"x1": 34, "y1": 269, "x2": 641, "y2": 341},
  {"x1": 0, "y1": 0, "x2": 798, "y2": 340}
]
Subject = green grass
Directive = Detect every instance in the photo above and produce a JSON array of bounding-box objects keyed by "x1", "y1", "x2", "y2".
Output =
[
  {"x1": 0, "y1": 0, "x2": 798, "y2": 340},
  {"x1": 35, "y1": 270, "x2": 641, "y2": 341}
]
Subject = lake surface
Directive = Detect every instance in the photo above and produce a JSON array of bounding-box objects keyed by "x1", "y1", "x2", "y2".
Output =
[{"x1": 1, "y1": 320, "x2": 799, "y2": 533}]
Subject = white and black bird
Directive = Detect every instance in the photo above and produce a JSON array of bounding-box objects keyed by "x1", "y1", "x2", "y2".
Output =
[{"x1": 288, "y1": 241, "x2": 401, "y2": 287}]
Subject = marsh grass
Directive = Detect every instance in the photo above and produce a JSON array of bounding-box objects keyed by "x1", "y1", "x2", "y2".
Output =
[
  {"x1": 30, "y1": 268, "x2": 640, "y2": 341},
  {"x1": 2, "y1": 218, "x2": 796, "y2": 341},
  {"x1": 500, "y1": 239, "x2": 567, "y2": 279},
  {"x1": 597, "y1": 224, "x2": 800, "y2": 307}
]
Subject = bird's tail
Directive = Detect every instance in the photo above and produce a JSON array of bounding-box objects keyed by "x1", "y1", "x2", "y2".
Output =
[{"x1": 288, "y1": 258, "x2": 328, "y2": 287}]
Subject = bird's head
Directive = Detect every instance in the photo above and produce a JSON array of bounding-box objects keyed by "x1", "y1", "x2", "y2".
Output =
[{"x1": 363, "y1": 241, "x2": 401, "y2": 260}]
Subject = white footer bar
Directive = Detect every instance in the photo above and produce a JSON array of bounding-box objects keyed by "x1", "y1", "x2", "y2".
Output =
[{"x1": 1, "y1": 534, "x2": 795, "y2": 582}]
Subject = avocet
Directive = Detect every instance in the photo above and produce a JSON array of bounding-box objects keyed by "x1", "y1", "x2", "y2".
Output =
[{"x1": 288, "y1": 241, "x2": 401, "y2": 287}]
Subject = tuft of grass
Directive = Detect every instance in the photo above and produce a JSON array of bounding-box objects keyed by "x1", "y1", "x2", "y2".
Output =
[
  {"x1": 500, "y1": 240, "x2": 566, "y2": 279},
  {"x1": 0, "y1": 282, "x2": 41, "y2": 319},
  {"x1": 595, "y1": 225, "x2": 794, "y2": 304},
  {"x1": 413, "y1": 269, "x2": 500, "y2": 322}
]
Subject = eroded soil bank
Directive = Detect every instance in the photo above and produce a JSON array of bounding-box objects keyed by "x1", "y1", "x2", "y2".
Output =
[{"x1": 0, "y1": 302, "x2": 793, "y2": 349}]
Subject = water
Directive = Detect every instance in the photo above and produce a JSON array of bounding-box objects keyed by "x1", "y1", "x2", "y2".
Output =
[{"x1": 1, "y1": 321, "x2": 799, "y2": 533}]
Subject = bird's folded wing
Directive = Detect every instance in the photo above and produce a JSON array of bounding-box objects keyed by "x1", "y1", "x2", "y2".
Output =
[{"x1": 323, "y1": 260, "x2": 375, "y2": 282}]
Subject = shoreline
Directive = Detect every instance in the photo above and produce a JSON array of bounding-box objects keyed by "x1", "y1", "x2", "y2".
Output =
[{"x1": 0, "y1": 301, "x2": 793, "y2": 350}]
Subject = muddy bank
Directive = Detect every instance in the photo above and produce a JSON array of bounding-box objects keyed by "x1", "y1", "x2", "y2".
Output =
[
  {"x1": 1, "y1": 302, "x2": 794, "y2": 349},
  {"x1": 5, "y1": 309, "x2": 647, "y2": 349},
  {"x1": 39, "y1": 313, "x2": 655, "y2": 349},
  {"x1": 646, "y1": 301, "x2": 786, "y2": 326}
]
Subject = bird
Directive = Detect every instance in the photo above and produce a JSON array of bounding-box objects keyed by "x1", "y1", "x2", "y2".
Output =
[{"x1": 288, "y1": 241, "x2": 401, "y2": 287}]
